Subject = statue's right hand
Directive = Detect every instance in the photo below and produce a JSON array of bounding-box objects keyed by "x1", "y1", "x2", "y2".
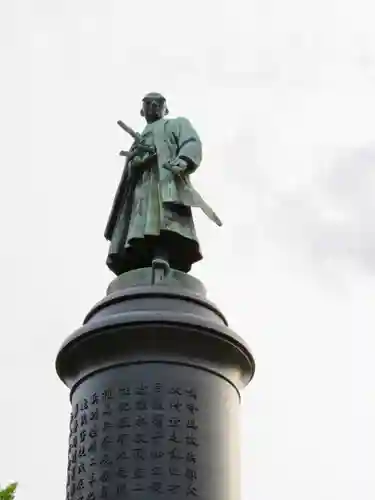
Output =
[{"x1": 131, "y1": 156, "x2": 142, "y2": 167}]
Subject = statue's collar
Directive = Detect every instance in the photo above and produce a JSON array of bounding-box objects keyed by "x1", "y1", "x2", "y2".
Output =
[{"x1": 143, "y1": 118, "x2": 167, "y2": 133}]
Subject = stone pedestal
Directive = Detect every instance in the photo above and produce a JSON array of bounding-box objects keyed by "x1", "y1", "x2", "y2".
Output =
[{"x1": 56, "y1": 268, "x2": 255, "y2": 500}]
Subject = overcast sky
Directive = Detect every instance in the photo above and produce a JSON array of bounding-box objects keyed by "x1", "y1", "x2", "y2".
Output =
[{"x1": 0, "y1": 0, "x2": 374, "y2": 499}]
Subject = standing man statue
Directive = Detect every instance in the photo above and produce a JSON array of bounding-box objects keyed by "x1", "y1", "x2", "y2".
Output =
[{"x1": 104, "y1": 92, "x2": 222, "y2": 278}]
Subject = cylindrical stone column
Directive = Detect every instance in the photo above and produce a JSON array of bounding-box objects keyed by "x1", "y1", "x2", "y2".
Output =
[{"x1": 56, "y1": 269, "x2": 255, "y2": 500}]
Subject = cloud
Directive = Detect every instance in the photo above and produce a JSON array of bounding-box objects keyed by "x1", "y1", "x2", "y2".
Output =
[{"x1": 262, "y1": 145, "x2": 375, "y2": 274}]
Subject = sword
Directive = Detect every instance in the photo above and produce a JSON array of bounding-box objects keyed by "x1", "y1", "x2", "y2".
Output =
[
  {"x1": 163, "y1": 163, "x2": 223, "y2": 227},
  {"x1": 186, "y1": 183, "x2": 223, "y2": 227},
  {"x1": 117, "y1": 120, "x2": 155, "y2": 157}
]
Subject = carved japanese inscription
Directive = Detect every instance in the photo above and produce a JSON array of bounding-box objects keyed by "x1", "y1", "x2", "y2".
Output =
[{"x1": 66, "y1": 381, "x2": 200, "y2": 499}]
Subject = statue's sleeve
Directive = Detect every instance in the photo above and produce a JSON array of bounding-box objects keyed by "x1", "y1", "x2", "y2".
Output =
[{"x1": 175, "y1": 117, "x2": 202, "y2": 173}]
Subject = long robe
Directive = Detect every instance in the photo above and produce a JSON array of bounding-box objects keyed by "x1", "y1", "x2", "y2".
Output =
[{"x1": 105, "y1": 116, "x2": 220, "y2": 275}]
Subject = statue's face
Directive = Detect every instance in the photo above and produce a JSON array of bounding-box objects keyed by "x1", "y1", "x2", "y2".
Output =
[{"x1": 142, "y1": 95, "x2": 166, "y2": 123}]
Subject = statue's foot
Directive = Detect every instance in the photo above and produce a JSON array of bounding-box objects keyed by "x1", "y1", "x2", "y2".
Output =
[{"x1": 152, "y1": 257, "x2": 170, "y2": 284}]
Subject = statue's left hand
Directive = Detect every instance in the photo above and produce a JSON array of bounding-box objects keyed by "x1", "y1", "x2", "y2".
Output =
[{"x1": 163, "y1": 157, "x2": 188, "y2": 175}]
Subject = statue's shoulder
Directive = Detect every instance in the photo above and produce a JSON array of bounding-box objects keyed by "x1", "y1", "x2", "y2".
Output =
[
  {"x1": 174, "y1": 116, "x2": 191, "y2": 124},
  {"x1": 167, "y1": 116, "x2": 193, "y2": 130}
]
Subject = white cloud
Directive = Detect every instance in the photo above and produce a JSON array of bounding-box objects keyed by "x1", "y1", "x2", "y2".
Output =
[{"x1": 260, "y1": 145, "x2": 375, "y2": 276}]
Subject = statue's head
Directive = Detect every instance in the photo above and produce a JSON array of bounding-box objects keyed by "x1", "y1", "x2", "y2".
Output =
[{"x1": 141, "y1": 92, "x2": 169, "y2": 123}]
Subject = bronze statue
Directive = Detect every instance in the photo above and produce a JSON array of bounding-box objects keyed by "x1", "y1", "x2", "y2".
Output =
[{"x1": 104, "y1": 92, "x2": 222, "y2": 278}]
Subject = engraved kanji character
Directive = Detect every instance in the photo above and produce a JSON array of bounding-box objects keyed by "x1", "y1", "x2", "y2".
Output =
[
  {"x1": 80, "y1": 399, "x2": 89, "y2": 411},
  {"x1": 169, "y1": 466, "x2": 181, "y2": 476},
  {"x1": 100, "y1": 454, "x2": 113, "y2": 466},
  {"x1": 71, "y1": 450, "x2": 77, "y2": 463},
  {"x1": 89, "y1": 427, "x2": 98, "y2": 439},
  {"x1": 168, "y1": 447, "x2": 184, "y2": 460},
  {"x1": 133, "y1": 447, "x2": 146, "y2": 460},
  {"x1": 186, "y1": 451, "x2": 197, "y2": 463},
  {"x1": 116, "y1": 451, "x2": 130, "y2": 461},
  {"x1": 88, "y1": 472, "x2": 96, "y2": 487},
  {"x1": 71, "y1": 419, "x2": 78, "y2": 433},
  {"x1": 187, "y1": 419, "x2": 198, "y2": 430},
  {"x1": 116, "y1": 467, "x2": 128, "y2": 479},
  {"x1": 118, "y1": 386, "x2": 131, "y2": 397},
  {"x1": 149, "y1": 481, "x2": 163, "y2": 493},
  {"x1": 151, "y1": 466, "x2": 163, "y2": 476},
  {"x1": 168, "y1": 417, "x2": 181, "y2": 428},
  {"x1": 185, "y1": 388, "x2": 198, "y2": 399},
  {"x1": 69, "y1": 481, "x2": 76, "y2": 496},
  {"x1": 152, "y1": 432, "x2": 164, "y2": 441},
  {"x1": 91, "y1": 393, "x2": 99, "y2": 405},
  {"x1": 135, "y1": 399, "x2": 148, "y2": 411},
  {"x1": 168, "y1": 430, "x2": 181, "y2": 443},
  {"x1": 116, "y1": 484, "x2": 127, "y2": 495},
  {"x1": 101, "y1": 436, "x2": 113, "y2": 449},
  {"x1": 168, "y1": 484, "x2": 181, "y2": 494},
  {"x1": 78, "y1": 445, "x2": 86, "y2": 457},
  {"x1": 72, "y1": 435, "x2": 78, "y2": 447},
  {"x1": 80, "y1": 413, "x2": 88, "y2": 426},
  {"x1": 135, "y1": 415, "x2": 147, "y2": 428},
  {"x1": 78, "y1": 462, "x2": 86, "y2": 474},
  {"x1": 118, "y1": 401, "x2": 131, "y2": 412},
  {"x1": 133, "y1": 433, "x2": 148, "y2": 444},
  {"x1": 77, "y1": 479, "x2": 85, "y2": 490},
  {"x1": 89, "y1": 457, "x2": 97, "y2": 467},
  {"x1": 186, "y1": 403, "x2": 199, "y2": 414},
  {"x1": 135, "y1": 383, "x2": 149, "y2": 395},
  {"x1": 118, "y1": 416, "x2": 131, "y2": 428},
  {"x1": 152, "y1": 414, "x2": 164, "y2": 428},
  {"x1": 99, "y1": 470, "x2": 110, "y2": 483},
  {"x1": 76, "y1": 496, "x2": 84, "y2": 500},
  {"x1": 80, "y1": 430, "x2": 87, "y2": 443},
  {"x1": 132, "y1": 484, "x2": 145, "y2": 492},
  {"x1": 185, "y1": 468, "x2": 198, "y2": 481},
  {"x1": 151, "y1": 399, "x2": 164, "y2": 410},
  {"x1": 102, "y1": 421, "x2": 113, "y2": 431},
  {"x1": 102, "y1": 403, "x2": 112, "y2": 416},
  {"x1": 73, "y1": 404, "x2": 79, "y2": 417},
  {"x1": 100, "y1": 486, "x2": 108, "y2": 499},
  {"x1": 133, "y1": 467, "x2": 145, "y2": 479},
  {"x1": 90, "y1": 409, "x2": 99, "y2": 421},
  {"x1": 117, "y1": 433, "x2": 129, "y2": 445},
  {"x1": 71, "y1": 465, "x2": 77, "y2": 480},
  {"x1": 169, "y1": 387, "x2": 182, "y2": 395},
  {"x1": 88, "y1": 440, "x2": 97, "y2": 453},
  {"x1": 153, "y1": 383, "x2": 162, "y2": 393},
  {"x1": 186, "y1": 435, "x2": 199, "y2": 447},
  {"x1": 102, "y1": 389, "x2": 113, "y2": 401},
  {"x1": 170, "y1": 399, "x2": 182, "y2": 412},
  {"x1": 187, "y1": 484, "x2": 198, "y2": 496},
  {"x1": 150, "y1": 450, "x2": 164, "y2": 460},
  {"x1": 86, "y1": 493, "x2": 95, "y2": 500}
]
